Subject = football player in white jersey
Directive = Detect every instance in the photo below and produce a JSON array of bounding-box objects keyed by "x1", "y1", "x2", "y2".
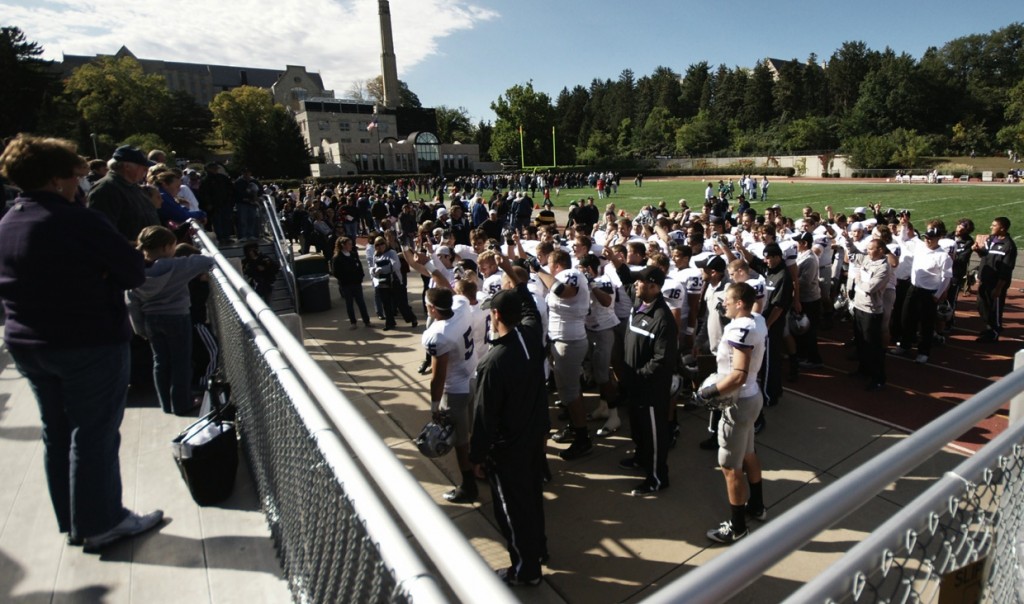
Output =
[
  {"x1": 476, "y1": 250, "x2": 505, "y2": 302},
  {"x1": 421, "y1": 288, "x2": 477, "y2": 503},
  {"x1": 579, "y1": 253, "x2": 621, "y2": 436},
  {"x1": 695, "y1": 282, "x2": 768, "y2": 544},
  {"x1": 668, "y1": 244, "x2": 704, "y2": 344},
  {"x1": 535, "y1": 249, "x2": 593, "y2": 460}
]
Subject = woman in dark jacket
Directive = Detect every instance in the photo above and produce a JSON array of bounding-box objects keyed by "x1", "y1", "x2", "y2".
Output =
[
  {"x1": 332, "y1": 236, "x2": 371, "y2": 328},
  {"x1": 0, "y1": 134, "x2": 162, "y2": 550}
]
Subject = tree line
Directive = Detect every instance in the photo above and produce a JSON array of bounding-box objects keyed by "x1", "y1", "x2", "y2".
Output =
[
  {"x1": 4, "y1": 22, "x2": 1024, "y2": 174},
  {"x1": 487, "y1": 23, "x2": 1024, "y2": 169},
  {"x1": 0, "y1": 26, "x2": 308, "y2": 177}
]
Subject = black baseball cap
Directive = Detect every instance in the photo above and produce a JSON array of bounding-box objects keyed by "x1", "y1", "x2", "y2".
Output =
[
  {"x1": 636, "y1": 266, "x2": 667, "y2": 287},
  {"x1": 704, "y1": 256, "x2": 727, "y2": 273},
  {"x1": 763, "y1": 243, "x2": 783, "y2": 257},
  {"x1": 482, "y1": 289, "x2": 522, "y2": 325}
]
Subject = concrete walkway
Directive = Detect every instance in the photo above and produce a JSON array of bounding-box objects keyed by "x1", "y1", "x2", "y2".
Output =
[
  {"x1": 0, "y1": 272, "x2": 971, "y2": 603},
  {"x1": 300, "y1": 276, "x2": 969, "y2": 603},
  {"x1": 0, "y1": 338, "x2": 290, "y2": 604}
]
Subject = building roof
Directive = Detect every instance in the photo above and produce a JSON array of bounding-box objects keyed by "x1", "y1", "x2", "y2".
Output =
[{"x1": 59, "y1": 46, "x2": 325, "y2": 91}]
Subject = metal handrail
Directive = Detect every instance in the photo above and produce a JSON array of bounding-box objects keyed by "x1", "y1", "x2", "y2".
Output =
[
  {"x1": 785, "y1": 413, "x2": 1024, "y2": 602},
  {"x1": 194, "y1": 226, "x2": 516, "y2": 604},
  {"x1": 645, "y1": 366, "x2": 1024, "y2": 604},
  {"x1": 259, "y1": 194, "x2": 298, "y2": 311},
  {"x1": 207, "y1": 260, "x2": 446, "y2": 602}
]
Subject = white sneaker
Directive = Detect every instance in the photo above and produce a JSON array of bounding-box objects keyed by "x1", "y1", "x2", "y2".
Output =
[
  {"x1": 596, "y1": 412, "x2": 621, "y2": 437},
  {"x1": 83, "y1": 509, "x2": 163, "y2": 553},
  {"x1": 915, "y1": 354, "x2": 928, "y2": 364}
]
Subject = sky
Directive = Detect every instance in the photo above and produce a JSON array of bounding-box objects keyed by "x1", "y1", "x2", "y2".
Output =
[{"x1": 5, "y1": 0, "x2": 1022, "y2": 125}]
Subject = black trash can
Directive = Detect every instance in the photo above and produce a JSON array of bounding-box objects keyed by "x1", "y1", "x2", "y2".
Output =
[{"x1": 297, "y1": 273, "x2": 331, "y2": 313}]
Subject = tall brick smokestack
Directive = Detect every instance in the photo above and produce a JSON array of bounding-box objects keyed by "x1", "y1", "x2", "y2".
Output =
[{"x1": 378, "y1": 0, "x2": 400, "y2": 109}]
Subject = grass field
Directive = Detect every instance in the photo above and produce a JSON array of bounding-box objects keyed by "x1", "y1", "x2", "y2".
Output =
[{"x1": 551, "y1": 179, "x2": 1024, "y2": 242}]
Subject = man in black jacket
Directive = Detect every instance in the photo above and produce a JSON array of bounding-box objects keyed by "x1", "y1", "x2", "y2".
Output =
[
  {"x1": 974, "y1": 216, "x2": 1017, "y2": 342},
  {"x1": 87, "y1": 146, "x2": 159, "y2": 241},
  {"x1": 471, "y1": 257, "x2": 548, "y2": 586},
  {"x1": 620, "y1": 266, "x2": 678, "y2": 496}
]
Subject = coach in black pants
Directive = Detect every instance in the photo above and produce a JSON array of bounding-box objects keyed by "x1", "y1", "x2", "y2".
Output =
[
  {"x1": 471, "y1": 264, "x2": 548, "y2": 586},
  {"x1": 743, "y1": 243, "x2": 793, "y2": 408},
  {"x1": 620, "y1": 266, "x2": 678, "y2": 496}
]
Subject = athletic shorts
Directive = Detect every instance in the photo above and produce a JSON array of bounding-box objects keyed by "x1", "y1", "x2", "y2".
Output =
[
  {"x1": 551, "y1": 338, "x2": 588, "y2": 402},
  {"x1": 718, "y1": 392, "x2": 763, "y2": 469},
  {"x1": 587, "y1": 327, "x2": 615, "y2": 384},
  {"x1": 441, "y1": 391, "x2": 474, "y2": 446}
]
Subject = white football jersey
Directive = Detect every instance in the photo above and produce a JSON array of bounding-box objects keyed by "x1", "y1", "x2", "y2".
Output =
[
  {"x1": 421, "y1": 302, "x2": 474, "y2": 394},
  {"x1": 546, "y1": 268, "x2": 589, "y2": 341},
  {"x1": 716, "y1": 313, "x2": 767, "y2": 399}
]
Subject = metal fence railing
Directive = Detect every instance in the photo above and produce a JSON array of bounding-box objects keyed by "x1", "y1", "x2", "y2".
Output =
[
  {"x1": 259, "y1": 194, "x2": 298, "y2": 310},
  {"x1": 786, "y1": 415, "x2": 1024, "y2": 603},
  {"x1": 194, "y1": 227, "x2": 515, "y2": 604},
  {"x1": 644, "y1": 358, "x2": 1024, "y2": 604}
]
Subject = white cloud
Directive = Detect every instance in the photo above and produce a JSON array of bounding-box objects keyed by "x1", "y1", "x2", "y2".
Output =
[{"x1": 3, "y1": 0, "x2": 498, "y2": 93}]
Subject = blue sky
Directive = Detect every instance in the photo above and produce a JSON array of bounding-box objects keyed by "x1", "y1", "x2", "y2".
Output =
[{"x1": 5, "y1": 0, "x2": 1021, "y2": 125}]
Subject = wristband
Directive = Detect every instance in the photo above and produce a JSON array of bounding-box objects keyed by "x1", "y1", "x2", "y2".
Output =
[
  {"x1": 430, "y1": 401, "x2": 441, "y2": 414},
  {"x1": 684, "y1": 326, "x2": 695, "y2": 336}
]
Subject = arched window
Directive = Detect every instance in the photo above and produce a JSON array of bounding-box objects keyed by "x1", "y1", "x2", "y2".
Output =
[{"x1": 414, "y1": 132, "x2": 440, "y2": 162}]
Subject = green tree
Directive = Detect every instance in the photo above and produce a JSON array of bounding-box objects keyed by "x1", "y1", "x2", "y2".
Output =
[
  {"x1": 489, "y1": 81, "x2": 555, "y2": 165},
  {"x1": 635, "y1": 107, "x2": 680, "y2": 157},
  {"x1": 576, "y1": 129, "x2": 615, "y2": 165},
  {"x1": 0, "y1": 26, "x2": 57, "y2": 138},
  {"x1": 679, "y1": 61, "x2": 711, "y2": 120},
  {"x1": 844, "y1": 50, "x2": 927, "y2": 137},
  {"x1": 554, "y1": 85, "x2": 589, "y2": 163},
  {"x1": 950, "y1": 121, "x2": 989, "y2": 155},
  {"x1": 740, "y1": 61, "x2": 775, "y2": 129},
  {"x1": 474, "y1": 120, "x2": 492, "y2": 159},
  {"x1": 64, "y1": 56, "x2": 173, "y2": 142},
  {"x1": 781, "y1": 116, "x2": 838, "y2": 153},
  {"x1": 843, "y1": 133, "x2": 899, "y2": 169},
  {"x1": 888, "y1": 128, "x2": 932, "y2": 168},
  {"x1": 826, "y1": 41, "x2": 879, "y2": 117},
  {"x1": 434, "y1": 105, "x2": 474, "y2": 143},
  {"x1": 675, "y1": 110, "x2": 726, "y2": 157},
  {"x1": 997, "y1": 78, "x2": 1024, "y2": 155},
  {"x1": 161, "y1": 90, "x2": 213, "y2": 159},
  {"x1": 210, "y1": 86, "x2": 309, "y2": 178}
]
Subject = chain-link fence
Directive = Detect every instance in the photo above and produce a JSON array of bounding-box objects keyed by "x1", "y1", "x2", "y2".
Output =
[
  {"x1": 787, "y1": 415, "x2": 1024, "y2": 603},
  {"x1": 646, "y1": 363, "x2": 1024, "y2": 604},
  {"x1": 195, "y1": 226, "x2": 515, "y2": 604}
]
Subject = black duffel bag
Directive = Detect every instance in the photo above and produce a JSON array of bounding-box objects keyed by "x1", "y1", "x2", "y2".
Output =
[{"x1": 171, "y1": 382, "x2": 237, "y2": 505}]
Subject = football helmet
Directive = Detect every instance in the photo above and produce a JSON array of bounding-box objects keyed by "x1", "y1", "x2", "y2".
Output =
[
  {"x1": 788, "y1": 311, "x2": 811, "y2": 335},
  {"x1": 693, "y1": 373, "x2": 739, "y2": 410},
  {"x1": 834, "y1": 292, "x2": 849, "y2": 314},
  {"x1": 936, "y1": 300, "x2": 954, "y2": 322},
  {"x1": 414, "y1": 411, "x2": 455, "y2": 458}
]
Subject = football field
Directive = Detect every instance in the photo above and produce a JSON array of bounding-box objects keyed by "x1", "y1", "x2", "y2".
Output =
[{"x1": 552, "y1": 179, "x2": 1024, "y2": 242}]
